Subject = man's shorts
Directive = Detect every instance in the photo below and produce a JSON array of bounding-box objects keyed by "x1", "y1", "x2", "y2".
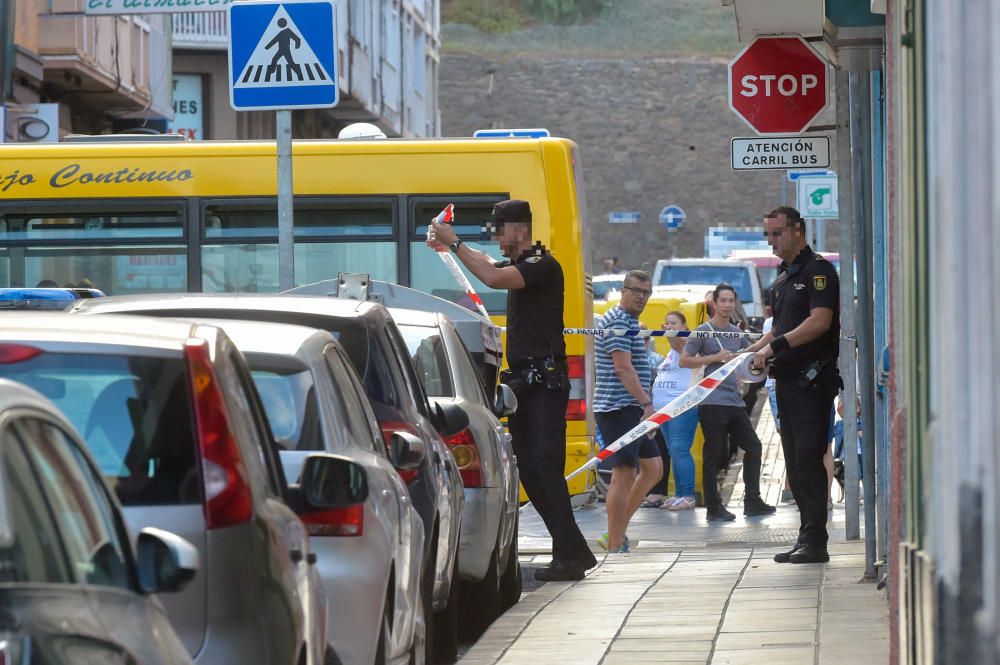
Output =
[{"x1": 596, "y1": 405, "x2": 660, "y2": 469}]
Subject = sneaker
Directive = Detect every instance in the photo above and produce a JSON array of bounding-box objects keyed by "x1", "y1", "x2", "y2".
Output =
[
  {"x1": 613, "y1": 541, "x2": 630, "y2": 554},
  {"x1": 743, "y1": 497, "x2": 777, "y2": 517},
  {"x1": 706, "y1": 505, "x2": 736, "y2": 521},
  {"x1": 598, "y1": 532, "x2": 635, "y2": 551}
]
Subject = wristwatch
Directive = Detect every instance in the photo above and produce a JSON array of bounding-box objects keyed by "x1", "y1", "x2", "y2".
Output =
[
  {"x1": 449, "y1": 239, "x2": 463, "y2": 253},
  {"x1": 641, "y1": 401, "x2": 652, "y2": 408}
]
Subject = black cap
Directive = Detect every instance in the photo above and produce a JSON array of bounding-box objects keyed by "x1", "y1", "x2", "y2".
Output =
[{"x1": 491, "y1": 199, "x2": 532, "y2": 224}]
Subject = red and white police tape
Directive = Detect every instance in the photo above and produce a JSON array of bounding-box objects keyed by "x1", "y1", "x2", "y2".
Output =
[
  {"x1": 562, "y1": 353, "x2": 766, "y2": 483},
  {"x1": 429, "y1": 204, "x2": 492, "y2": 322},
  {"x1": 560, "y1": 327, "x2": 761, "y2": 339}
]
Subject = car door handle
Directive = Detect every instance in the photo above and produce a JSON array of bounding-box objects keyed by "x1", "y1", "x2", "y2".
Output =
[{"x1": 290, "y1": 548, "x2": 304, "y2": 564}]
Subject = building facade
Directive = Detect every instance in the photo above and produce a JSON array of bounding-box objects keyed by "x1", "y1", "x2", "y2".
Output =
[
  {"x1": 1, "y1": 0, "x2": 442, "y2": 141},
  {"x1": 172, "y1": 0, "x2": 442, "y2": 139}
]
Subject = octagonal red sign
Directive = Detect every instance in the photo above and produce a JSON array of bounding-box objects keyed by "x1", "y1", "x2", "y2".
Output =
[{"x1": 728, "y1": 36, "x2": 829, "y2": 136}]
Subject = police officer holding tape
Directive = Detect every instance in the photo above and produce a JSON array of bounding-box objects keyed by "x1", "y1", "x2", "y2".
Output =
[
  {"x1": 428, "y1": 199, "x2": 597, "y2": 582},
  {"x1": 749, "y1": 206, "x2": 841, "y2": 564}
]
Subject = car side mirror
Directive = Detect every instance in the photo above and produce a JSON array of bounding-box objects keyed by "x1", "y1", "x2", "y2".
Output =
[
  {"x1": 389, "y1": 431, "x2": 425, "y2": 470},
  {"x1": 432, "y1": 400, "x2": 469, "y2": 437},
  {"x1": 493, "y1": 384, "x2": 518, "y2": 418},
  {"x1": 136, "y1": 527, "x2": 199, "y2": 594},
  {"x1": 298, "y1": 454, "x2": 369, "y2": 509}
]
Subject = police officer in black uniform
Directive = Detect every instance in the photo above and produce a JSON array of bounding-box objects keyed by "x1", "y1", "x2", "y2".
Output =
[
  {"x1": 429, "y1": 199, "x2": 597, "y2": 581},
  {"x1": 749, "y1": 206, "x2": 840, "y2": 564}
]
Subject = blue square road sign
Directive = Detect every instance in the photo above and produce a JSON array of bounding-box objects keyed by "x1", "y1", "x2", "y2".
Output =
[{"x1": 228, "y1": 0, "x2": 338, "y2": 111}]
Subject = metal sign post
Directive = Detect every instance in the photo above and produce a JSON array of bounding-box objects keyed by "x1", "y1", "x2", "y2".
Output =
[
  {"x1": 228, "y1": 0, "x2": 338, "y2": 292},
  {"x1": 276, "y1": 110, "x2": 294, "y2": 291}
]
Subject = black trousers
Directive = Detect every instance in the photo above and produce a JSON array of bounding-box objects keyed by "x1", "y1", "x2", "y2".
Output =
[
  {"x1": 775, "y1": 368, "x2": 838, "y2": 547},
  {"x1": 697, "y1": 404, "x2": 763, "y2": 508},
  {"x1": 508, "y1": 384, "x2": 593, "y2": 565}
]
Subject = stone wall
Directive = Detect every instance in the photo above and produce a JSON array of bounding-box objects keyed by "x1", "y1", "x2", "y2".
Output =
[{"x1": 440, "y1": 53, "x2": 838, "y2": 271}]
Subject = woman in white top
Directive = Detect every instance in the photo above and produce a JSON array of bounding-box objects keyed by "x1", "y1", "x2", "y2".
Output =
[{"x1": 647, "y1": 311, "x2": 700, "y2": 510}]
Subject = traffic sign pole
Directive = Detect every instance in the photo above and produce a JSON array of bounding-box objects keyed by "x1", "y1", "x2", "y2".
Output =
[{"x1": 277, "y1": 110, "x2": 294, "y2": 291}]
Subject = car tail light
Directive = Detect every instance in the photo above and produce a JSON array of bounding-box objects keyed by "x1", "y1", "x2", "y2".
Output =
[
  {"x1": 566, "y1": 355, "x2": 587, "y2": 420},
  {"x1": 0, "y1": 344, "x2": 42, "y2": 364},
  {"x1": 381, "y1": 420, "x2": 421, "y2": 484},
  {"x1": 444, "y1": 428, "x2": 482, "y2": 487},
  {"x1": 185, "y1": 338, "x2": 253, "y2": 530},
  {"x1": 300, "y1": 504, "x2": 364, "y2": 537}
]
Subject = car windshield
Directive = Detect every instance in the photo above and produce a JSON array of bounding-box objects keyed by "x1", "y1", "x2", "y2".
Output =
[
  {"x1": 398, "y1": 325, "x2": 455, "y2": 397},
  {"x1": 658, "y1": 266, "x2": 753, "y2": 303},
  {"x1": 593, "y1": 279, "x2": 623, "y2": 300},
  {"x1": 0, "y1": 350, "x2": 199, "y2": 506},
  {"x1": 250, "y1": 368, "x2": 322, "y2": 451}
]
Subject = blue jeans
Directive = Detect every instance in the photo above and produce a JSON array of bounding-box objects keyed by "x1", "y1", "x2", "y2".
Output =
[
  {"x1": 658, "y1": 408, "x2": 699, "y2": 497},
  {"x1": 768, "y1": 386, "x2": 780, "y2": 430}
]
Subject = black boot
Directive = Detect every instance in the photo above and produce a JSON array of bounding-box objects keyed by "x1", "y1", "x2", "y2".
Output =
[{"x1": 743, "y1": 496, "x2": 777, "y2": 517}]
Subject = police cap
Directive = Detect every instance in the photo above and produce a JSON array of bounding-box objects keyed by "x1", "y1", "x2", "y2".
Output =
[{"x1": 492, "y1": 199, "x2": 532, "y2": 225}]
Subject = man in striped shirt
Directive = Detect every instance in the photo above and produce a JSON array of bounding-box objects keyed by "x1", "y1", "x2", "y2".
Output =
[{"x1": 595, "y1": 270, "x2": 664, "y2": 553}]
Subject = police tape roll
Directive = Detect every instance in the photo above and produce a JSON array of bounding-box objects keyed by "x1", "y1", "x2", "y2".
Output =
[{"x1": 733, "y1": 353, "x2": 768, "y2": 384}]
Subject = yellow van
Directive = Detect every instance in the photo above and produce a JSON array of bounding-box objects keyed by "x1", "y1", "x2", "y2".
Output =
[{"x1": 0, "y1": 134, "x2": 596, "y2": 497}]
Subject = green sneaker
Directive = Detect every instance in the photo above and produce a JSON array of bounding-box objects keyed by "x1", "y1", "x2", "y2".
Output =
[
  {"x1": 597, "y1": 532, "x2": 609, "y2": 551},
  {"x1": 598, "y1": 533, "x2": 637, "y2": 551}
]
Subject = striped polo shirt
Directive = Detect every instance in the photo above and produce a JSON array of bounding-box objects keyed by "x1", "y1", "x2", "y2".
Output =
[{"x1": 594, "y1": 305, "x2": 650, "y2": 413}]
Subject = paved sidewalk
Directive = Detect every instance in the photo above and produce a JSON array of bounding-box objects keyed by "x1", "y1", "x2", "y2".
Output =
[{"x1": 462, "y1": 403, "x2": 890, "y2": 665}]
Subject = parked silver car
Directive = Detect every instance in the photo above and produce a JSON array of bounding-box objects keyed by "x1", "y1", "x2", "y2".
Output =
[
  {"x1": 0, "y1": 378, "x2": 197, "y2": 665},
  {"x1": 212, "y1": 319, "x2": 427, "y2": 665},
  {"x1": 0, "y1": 313, "x2": 330, "y2": 665},
  {"x1": 391, "y1": 308, "x2": 522, "y2": 634},
  {"x1": 70, "y1": 294, "x2": 467, "y2": 663}
]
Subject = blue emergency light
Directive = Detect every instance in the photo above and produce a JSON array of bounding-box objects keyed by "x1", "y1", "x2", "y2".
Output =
[
  {"x1": 0, "y1": 288, "x2": 106, "y2": 310},
  {"x1": 473, "y1": 128, "x2": 550, "y2": 138}
]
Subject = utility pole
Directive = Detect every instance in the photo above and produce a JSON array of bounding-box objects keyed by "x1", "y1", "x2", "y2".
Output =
[{"x1": 0, "y1": 0, "x2": 14, "y2": 101}]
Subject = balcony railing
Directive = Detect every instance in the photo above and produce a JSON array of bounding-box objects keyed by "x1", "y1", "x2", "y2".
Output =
[{"x1": 172, "y1": 13, "x2": 227, "y2": 50}]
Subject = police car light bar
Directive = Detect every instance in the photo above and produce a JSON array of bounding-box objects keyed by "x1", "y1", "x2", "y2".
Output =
[
  {"x1": 0, "y1": 288, "x2": 106, "y2": 310},
  {"x1": 473, "y1": 128, "x2": 551, "y2": 138}
]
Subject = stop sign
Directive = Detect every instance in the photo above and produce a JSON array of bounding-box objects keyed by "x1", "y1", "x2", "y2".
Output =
[{"x1": 728, "y1": 36, "x2": 829, "y2": 136}]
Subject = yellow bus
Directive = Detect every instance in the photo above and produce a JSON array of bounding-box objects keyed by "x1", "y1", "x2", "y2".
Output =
[{"x1": 0, "y1": 135, "x2": 597, "y2": 497}]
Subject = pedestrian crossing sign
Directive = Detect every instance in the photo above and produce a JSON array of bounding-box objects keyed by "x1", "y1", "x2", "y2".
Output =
[{"x1": 227, "y1": 0, "x2": 338, "y2": 111}]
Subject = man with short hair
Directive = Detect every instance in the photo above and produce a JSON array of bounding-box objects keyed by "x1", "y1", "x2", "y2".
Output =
[
  {"x1": 750, "y1": 205, "x2": 840, "y2": 564},
  {"x1": 428, "y1": 199, "x2": 596, "y2": 581},
  {"x1": 594, "y1": 270, "x2": 663, "y2": 553},
  {"x1": 682, "y1": 284, "x2": 776, "y2": 521}
]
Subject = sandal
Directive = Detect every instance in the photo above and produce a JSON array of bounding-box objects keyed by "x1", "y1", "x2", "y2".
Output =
[
  {"x1": 668, "y1": 496, "x2": 696, "y2": 511},
  {"x1": 640, "y1": 497, "x2": 665, "y2": 508}
]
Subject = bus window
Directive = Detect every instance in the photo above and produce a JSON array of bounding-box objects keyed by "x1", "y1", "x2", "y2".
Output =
[
  {"x1": 0, "y1": 212, "x2": 183, "y2": 241},
  {"x1": 0, "y1": 253, "x2": 9, "y2": 287},
  {"x1": 25, "y1": 247, "x2": 187, "y2": 295},
  {"x1": 202, "y1": 200, "x2": 394, "y2": 239},
  {"x1": 408, "y1": 199, "x2": 507, "y2": 314},
  {"x1": 201, "y1": 199, "x2": 398, "y2": 293}
]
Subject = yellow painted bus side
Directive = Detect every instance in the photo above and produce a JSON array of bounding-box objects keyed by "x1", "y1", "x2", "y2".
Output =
[{"x1": 0, "y1": 136, "x2": 596, "y2": 497}]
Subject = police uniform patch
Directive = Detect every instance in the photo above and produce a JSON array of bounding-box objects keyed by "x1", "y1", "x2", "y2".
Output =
[
  {"x1": 525, "y1": 256, "x2": 542, "y2": 263},
  {"x1": 814, "y1": 275, "x2": 827, "y2": 291}
]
